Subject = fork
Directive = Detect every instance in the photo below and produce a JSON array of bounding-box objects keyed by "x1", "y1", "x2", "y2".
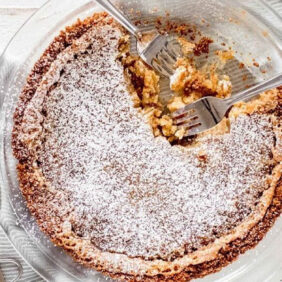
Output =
[
  {"x1": 172, "y1": 73, "x2": 282, "y2": 137},
  {"x1": 95, "y1": 0, "x2": 180, "y2": 77}
]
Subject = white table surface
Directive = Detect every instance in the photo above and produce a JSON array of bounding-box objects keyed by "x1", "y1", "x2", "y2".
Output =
[
  {"x1": 0, "y1": 1, "x2": 281, "y2": 282},
  {"x1": 0, "y1": 1, "x2": 46, "y2": 281}
]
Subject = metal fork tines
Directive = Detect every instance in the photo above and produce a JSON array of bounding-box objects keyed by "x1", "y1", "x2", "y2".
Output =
[
  {"x1": 95, "y1": 0, "x2": 181, "y2": 78},
  {"x1": 139, "y1": 36, "x2": 181, "y2": 77},
  {"x1": 172, "y1": 73, "x2": 282, "y2": 137},
  {"x1": 172, "y1": 96, "x2": 227, "y2": 137}
]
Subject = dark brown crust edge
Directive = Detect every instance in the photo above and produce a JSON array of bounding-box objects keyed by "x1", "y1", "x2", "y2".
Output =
[
  {"x1": 12, "y1": 12, "x2": 282, "y2": 282},
  {"x1": 106, "y1": 183, "x2": 282, "y2": 281}
]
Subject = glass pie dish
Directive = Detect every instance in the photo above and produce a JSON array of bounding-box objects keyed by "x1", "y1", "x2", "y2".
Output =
[{"x1": 0, "y1": 0, "x2": 281, "y2": 281}]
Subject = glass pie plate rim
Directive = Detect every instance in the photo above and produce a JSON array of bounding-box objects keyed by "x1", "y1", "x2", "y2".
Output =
[{"x1": 0, "y1": 0, "x2": 282, "y2": 281}]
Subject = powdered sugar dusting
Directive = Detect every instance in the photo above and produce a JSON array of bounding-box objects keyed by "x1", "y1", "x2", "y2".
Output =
[{"x1": 22, "y1": 23, "x2": 275, "y2": 260}]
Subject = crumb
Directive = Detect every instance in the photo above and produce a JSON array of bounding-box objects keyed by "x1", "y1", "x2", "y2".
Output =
[
  {"x1": 262, "y1": 30, "x2": 268, "y2": 37},
  {"x1": 170, "y1": 66, "x2": 188, "y2": 92},
  {"x1": 167, "y1": 96, "x2": 186, "y2": 112},
  {"x1": 190, "y1": 34, "x2": 196, "y2": 41},
  {"x1": 193, "y1": 37, "x2": 213, "y2": 56},
  {"x1": 242, "y1": 74, "x2": 248, "y2": 81},
  {"x1": 267, "y1": 56, "x2": 271, "y2": 61},
  {"x1": 260, "y1": 69, "x2": 266, "y2": 74},
  {"x1": 175, "y1": 127, "x2": 186, "y2": 140},
  {"x1": 156, "y1": 17, "x2": 162, "y2": 26},
  {"x1": 239, "y1": 62, "x2": 245, "y2": 69},
  {"x1": 178, "y1": 37, "x2": 196, "y2": 55},
  {"x1": 221, "y1": 42, "x2": 226, "y2": 46},
  {"x1": 140, "y1": 32, "x2": 157, "y2": 45},
  {"x1": 134, "y1": 20, "x2": 142, "y2": 26},
  {"x1": 198, "y1": 152, "x2": 208, "y2": 162},
  {"x1": 159, "y1": 115, "x2": 177, "y2": 137},
  {"x1": 155, "y1": 19, "x2": 198, "y2": 38},
  {"x1": 216, "y1": 50, "x2": 234, "y2": 63},
  {"x1": 253, "y1": 62, "x2": 259, "y2": 67}
]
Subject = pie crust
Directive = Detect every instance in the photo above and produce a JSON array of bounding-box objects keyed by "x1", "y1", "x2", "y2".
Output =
[{"x1": 12, "y1": 12, "x2": 282, "y2": 281}]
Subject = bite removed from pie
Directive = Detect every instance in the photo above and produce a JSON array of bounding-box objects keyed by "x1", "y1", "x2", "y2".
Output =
[{"x1": 12, "y1": 12, "x2": 282, "y2": 281}]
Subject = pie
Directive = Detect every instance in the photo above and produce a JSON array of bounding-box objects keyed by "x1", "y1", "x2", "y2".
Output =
[{"x1": 12, "y1": 12, "x2": 282, "y2": 281}]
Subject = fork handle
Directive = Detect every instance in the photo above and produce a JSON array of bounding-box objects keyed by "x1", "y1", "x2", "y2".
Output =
[
  {"x1": 226, "y1": 73, "x2": 282, "y2": 107},
  {"x1": 95, "y1": 0, "x2": 142, "y2": 38}
]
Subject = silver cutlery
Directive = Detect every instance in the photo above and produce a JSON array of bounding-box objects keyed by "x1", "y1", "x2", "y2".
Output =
[
  {"x1": 95, "y1": 0, "x2": 180, "y2": 77},
  {"x1": 172, "y1": 73, "x2": 282, "y2": 136}
]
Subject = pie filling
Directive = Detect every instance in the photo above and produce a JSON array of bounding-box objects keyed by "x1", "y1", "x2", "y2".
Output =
[
  {"x1": 121, "y1": 35, "x2": 234, "y2": 141},
  {"x1": 12, "y1": 12, "x2": 281, "y2": 280}
]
